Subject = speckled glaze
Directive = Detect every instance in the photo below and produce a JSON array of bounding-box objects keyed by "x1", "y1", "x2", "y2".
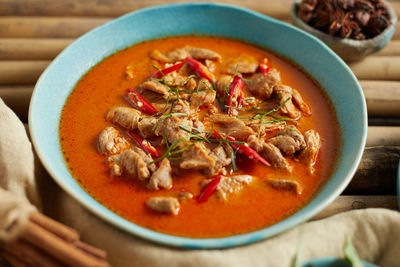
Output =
[
  {"x1": 291, "y1": 0, "x2": 398, "y2": 62},
  {"x1": 29, "y1": 3, "x2": 367, "y2": 248}
]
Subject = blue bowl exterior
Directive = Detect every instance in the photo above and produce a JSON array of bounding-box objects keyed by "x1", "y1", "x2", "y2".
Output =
[
  {"x1": 397, "y1": 161, "x2": 400, "y2": 210},
  {"x1": 302, "y1": 257, "x2": 378, "y2": 267},
  {"x1": 29, "y1": 3, "x2": 367, "y2": 248}
]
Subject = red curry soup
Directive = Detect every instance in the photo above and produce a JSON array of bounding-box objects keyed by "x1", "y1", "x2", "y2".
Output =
[{"x1": 60, "y1": 36, "x2": 339, "y2": 238}]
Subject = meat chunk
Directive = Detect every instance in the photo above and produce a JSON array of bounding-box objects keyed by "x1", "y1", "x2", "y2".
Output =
[
  {"x1": 245, "y1": 120, "x2": 286, "y2": 136},
  {"x1": 262, "y1": 143, "x2": 291, "y2": 171},
  {"x1": 268, "y1": 127, "x2": 305, "y2": 156},
  {"x1": 299, "y1": 130, "x2": 321, "y2": 168},
  {"x1": 98, "y1": 127, "x2": 131, "y2": 155},
  {"x1": 226, "y1": 55, "x2": 258, "y2": 74},
  {"x1": 105, "y1": 107, "x2": 141, "y2": 130},
  {"x1": 131, "y1": 146, "x2": 157, "y2": 173},
  {"x1": 190, "y1": 79, "x2": 216, "y2": 108},
  {"x1": 206, "y1": 145, "x2": 232, "y2": 176},
  {"x1": 147, "y1": 159, "x2": 172, "y2": 190},
  {"x1": 245, "y1": 69, "x2": 281, "y2": 100},
  {"x1": 185, "y1": 47, "x2": 222, "y2": 61},
  {"x1": 138, "y1": 80, "x2": 169, "y2": 98},
  {"x1": 274, "y1": 85, "x2": 311, "y2": 118},
  {"x1": 106, "y1": 148, "x2": 152, "y2": 180},
  {"x1": 146, "y1": 197, "x2": 180, "y2": 215},
  {"x1": 247, "y1": 135, "x2": 291, "y2": 171},
  {"x1": 154, "y1": 103, "x2": 193, "y2": 148},
  {"x1": 151, "y1": 46, "x2": 221, "y2": 63},
  {"x1": 266, "y1": 179, "x2": 303, "y2": 195},
  {"x1": 138, "y1": 116, "x2": 157, "y2": 138},
  {"x1": 292, "y1": 88, "x2": 311, "y2": 115},
  {"x1": 178, "y1": 191, "x2": 193, "y2": 201},
  {"x1": 209, "y1": 114, "x2": 254, "y2": 140},
  {"x1": 215, "y1": 75, "x2": 232, "y2": 98},
  {"x1": 247, "y1": 135, "x2": 265, "y2": 153},
  {"x1": 180, "y1": 143, "x2": 216, "y2": 170},
  {"x1": 216, "y1": 175, "x2": 253, "y2": 200}
]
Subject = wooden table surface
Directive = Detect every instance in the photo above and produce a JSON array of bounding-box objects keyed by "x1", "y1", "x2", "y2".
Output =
[{"x1": 0, "y1": 0, "x2": 399, "y2": 220}]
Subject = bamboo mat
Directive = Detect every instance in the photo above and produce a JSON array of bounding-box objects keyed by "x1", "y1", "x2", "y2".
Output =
[{"x1": 0, "y1": 0, "x2": 399, "y2": 220}]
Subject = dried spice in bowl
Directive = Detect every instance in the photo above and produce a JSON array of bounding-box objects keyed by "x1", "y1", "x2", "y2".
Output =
[{"x1": 297, "y1": 0, "x2": 391, "y2": 40}]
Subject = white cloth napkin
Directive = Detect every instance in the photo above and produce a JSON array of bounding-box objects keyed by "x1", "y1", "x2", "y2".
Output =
[{"x1": 1, "y1": 97, "x2": 399, "y2": 267}]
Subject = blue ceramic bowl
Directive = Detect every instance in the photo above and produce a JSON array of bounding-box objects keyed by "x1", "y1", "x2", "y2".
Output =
[
  {"x1": 29, "y1": 3, "x2": 367, "y2": 248},
  {"x1": 302, "y1": 257, "x2": 378, "y2": 267}
]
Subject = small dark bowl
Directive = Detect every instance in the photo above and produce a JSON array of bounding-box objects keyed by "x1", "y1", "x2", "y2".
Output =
[{"x1": 291, "y1": 0, "x2": 398, "y2": 62}]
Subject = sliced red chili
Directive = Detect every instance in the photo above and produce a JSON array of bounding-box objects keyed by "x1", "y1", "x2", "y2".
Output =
[
  {"x1": 129, "y1": 131, "x2": 161, "y2": 167},
  {"x1": 125, "y1": 88, "x2": 158, "y2": 115},
  {"x1": 197, "y1": 175, "x2": 222, "y2": 203},
  {"x1": 148, "y1": 61, "x2": 184, "y2": 79},
  {"x1": 213, "y1": 130, "x2": 271, "y2": 167},
  {"x1": 184, "y1": 57, "x2": 214, "y2": 82},
  {"x1": 259, "y1": 58, "x2": 270, "y2": 74},
  {"x1": 226, "y1": 74, "x2": 244, "y2": 116},
  {"x1": 128, "y1": 131, "x2": 161, "y2": 158}
]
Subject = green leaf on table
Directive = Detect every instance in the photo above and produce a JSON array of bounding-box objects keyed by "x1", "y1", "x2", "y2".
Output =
[{"x1": 344, "y1": 235, "x2": 364, "y2": 267}]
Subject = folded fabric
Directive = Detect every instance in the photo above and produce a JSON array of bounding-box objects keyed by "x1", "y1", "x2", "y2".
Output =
[{"x1": 1, "y1": 97, "x2": 399, "y2": 267}]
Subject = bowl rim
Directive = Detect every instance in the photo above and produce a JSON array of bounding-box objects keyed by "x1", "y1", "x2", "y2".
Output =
[
  {"x1": 291, "y1": 0, "x2": 398, "y2": 46},
  {"x1": 29, "y1": 2, "x2": 367, "y2": 249}
]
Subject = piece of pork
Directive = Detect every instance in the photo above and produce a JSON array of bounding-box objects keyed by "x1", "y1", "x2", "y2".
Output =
[
  {"x1": 206, "y1": 146, "x2": 232, "y2": 176},
  {"x1": 268, "y1": 127, "x2": 306, "y2": 156},
  {"x1": 215, "y1": 75, "x2": 232, "y2": 98},
  {"x1": 131, "y1": 146, "x2": 157, "y2": 173},
  {"x1": 247, "y1": 135, "x2": 291, "y2": 171},
  {"x1": 265, "y1": 179, "x2": 303, "y2": 195},
  {"x1": 245, "y1": 69, "x2": 281, "y2": 100},
  {"x1": 204, "y1": 175, "x2": 253, "y2": 200},
  {"x1": 178, "y1": 191, "x2": 194, "y2": 202},
  {"x1": 190, "y1": 79, "x2": 216, "y2": 108},
  {"x1": 98, "y1": 127, "x2": 131, "y2": 155},
  {"x1": 105, "y1": 107, "x2": 141, "y2": 131},
  {"x1": 146, "y1": 197, "x2": 180, "y2": 215},
  {"x1": 154, "y1": 103, "x2": 193, "y2": 148},
  {"x1": 106, "y1": 148, "x2": 152, "y2": 180},
  {"x1": 299, "y1": 130, "x2": 321, "y2": 168},
  {"x1": 180, "y1": 143, "x2": 216, "y2": 170},
  {"x1": 292, "y1": 88, "x2": 311, "y2": 115},
  {"x1": 226, "y1": 55, "x2": 258, "y2": 74},
  {"x1": 245, "y1": 120, "x2": 286, "y2": 136},
  {"x1": 138, "y1": 80, "x2": 170, "y2": 99},
  {"x1": 209, "y1": 114, "x2": 254, "y2": 140},
  {"x1": 151, "y1": 46, "x2": 221, "y2": 62},
  {"x1": 147, "y1": 159, "x2": 172, "y2": 190},
  {"x1": 138, "y1": 116, "x2": 158, "y2": 138}
]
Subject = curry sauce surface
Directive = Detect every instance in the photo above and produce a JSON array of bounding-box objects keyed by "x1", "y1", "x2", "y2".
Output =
[{"x1": 60, "y1": 36, "x2": 338, "y2": 238}]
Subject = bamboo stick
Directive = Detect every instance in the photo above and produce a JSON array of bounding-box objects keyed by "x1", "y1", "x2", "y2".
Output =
[
  {"x1": 4, "y1": 239, "x2": 63, "y2": 267},
  {"x1": 0, "y1": 0, "x2": 297, "y2": 18},
  {"x1": 30, "y1": 212, "x2": 80, "y2": 243},
  {"x1": 367, "y1": 127, "x2": 400, "y2": 146},
  {"x1": 312, "y1": 195, "x2": 398, "y2": 221},
  {"x1": 349, "y1": 57, "x2": 400, "y2": 80},
  {"x1": 344, "y1": 146, "x2": 400, "y2": 195},
  {"x1": 0, "y1": 61, "x2": 49, "y2": 84},
  {"x1": 360, "y1": 80, "x2": 400, "y2": 117},
  {"x1": 376, "y1": 40, "x2": 400, "y2": 56},
  {"x1": 0, "y1": 38, "x2": 74, "y2": 60},
  {"x1": 21, "y1": 221, "x2": 109, "y2": 267},
  {"x1": 0, "y1": 17, "x2": 110, "y2": 38}
]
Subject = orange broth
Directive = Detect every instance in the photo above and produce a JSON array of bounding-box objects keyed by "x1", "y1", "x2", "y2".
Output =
[{"x1": 59, "y1": 36, "x2": 339, "y2": 238}]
